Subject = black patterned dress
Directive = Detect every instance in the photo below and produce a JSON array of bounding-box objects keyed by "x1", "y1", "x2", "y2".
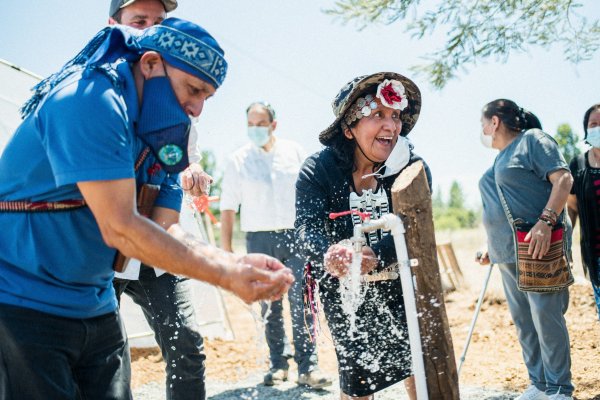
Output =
[{"x1": 295, "y1": 147, "x2": 431, "y2": 396}]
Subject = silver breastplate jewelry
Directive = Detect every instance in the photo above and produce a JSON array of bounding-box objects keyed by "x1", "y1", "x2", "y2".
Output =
[{"x1": 349, "y1": 186, "x2": 390, "y2": 246}]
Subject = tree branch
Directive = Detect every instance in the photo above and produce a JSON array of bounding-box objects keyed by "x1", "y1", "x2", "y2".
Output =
[{"x1": 325, "y1": 0, "x2": 598, "y2": 89}]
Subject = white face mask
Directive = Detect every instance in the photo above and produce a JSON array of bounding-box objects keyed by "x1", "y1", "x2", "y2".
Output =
[
  {"x1": 480, "y1": 131, "x2": 493, "y2": 148},
  {"x1": 247, "y1": 126, "x2": 270, "y2": 147},
  {"x1": 362, "y1": 136, "x2": 411, "y2": 179},
  {"x1": 586, "y1": 127, "x2": 600, "y2": 148}
]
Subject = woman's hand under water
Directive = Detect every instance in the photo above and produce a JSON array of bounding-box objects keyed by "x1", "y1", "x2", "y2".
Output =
[{"x1": 324, "y1": 244, "x2": 378, "y2": 278}]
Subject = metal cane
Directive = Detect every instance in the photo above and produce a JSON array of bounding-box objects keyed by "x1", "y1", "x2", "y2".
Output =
[{"x1": 457, "y1": 263, "x2": 494, "y2": 376}]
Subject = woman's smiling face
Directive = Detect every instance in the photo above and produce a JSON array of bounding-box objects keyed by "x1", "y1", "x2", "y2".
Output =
[{"x1": 345, "y1": 98, "x2": 403, "y2": 164}]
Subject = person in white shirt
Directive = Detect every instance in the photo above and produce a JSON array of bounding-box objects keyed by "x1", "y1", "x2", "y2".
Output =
[{"x1": 220, "y1": 102, "x2": 332, "y2": 389}]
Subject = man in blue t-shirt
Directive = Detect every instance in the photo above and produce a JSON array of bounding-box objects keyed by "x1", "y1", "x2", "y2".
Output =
[
  {"x1": 0, "y1": 18, "x2": 294, "y2": 400},
  {"x1": 107, "y1": 2, "x2": 215, "y2": 399}
]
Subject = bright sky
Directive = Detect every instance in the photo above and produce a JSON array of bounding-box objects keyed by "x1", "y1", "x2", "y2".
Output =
[{"x1": 2, "y1": 1, "x2": 599, "y2": 207}]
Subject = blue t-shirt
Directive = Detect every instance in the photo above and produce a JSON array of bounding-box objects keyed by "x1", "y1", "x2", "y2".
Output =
[
  {"x1": 479, "y1": 167, "x2": 515, "y2": 263},
  {"x1": 483, "y1": 129, "x2": 570, "y2": 263},
  {"x1": 0, "y1": 61, "x2": 182, "y2": 318}
]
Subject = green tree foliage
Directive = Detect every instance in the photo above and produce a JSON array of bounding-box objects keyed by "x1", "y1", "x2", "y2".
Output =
[
  {"x1": 325, "y1": 0, "x2": 600, "y2": 89},
  {"x1": 448, "y1": 181, "x2": 465, "y2": 209},
  {"x1": 432, "y1": 181, "x2": 477, "y2": 230},
  {"x1": 554, "y1": 123, "x2": 581, "y2": 163},
  {"x1": 198, "y1": 150, "x2": 218, "y2": 178},
  {"x1": 432, "y1": 184, "x2": 444, "y2": 209}
]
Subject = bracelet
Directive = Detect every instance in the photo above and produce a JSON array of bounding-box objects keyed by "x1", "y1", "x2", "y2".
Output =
[
  {"x1": 540, "y1": 212, "x2": 555, "y2": 222},
  {"x1": 543, "y1": 207, "x2": 559, "y2": 220},
  {"x1": 540, "y1": 212, "x2": 557, "y2": 225},
  {"x1": 538, "y1": 216, "x2": 554, "y2": 227}
]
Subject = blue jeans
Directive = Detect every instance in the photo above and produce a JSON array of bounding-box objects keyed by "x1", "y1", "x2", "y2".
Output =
[
  {"x1": 592, "y1": 258, "x2": 600, "y2": 320},
  {"x1": 0, "y1": 303, "x2": 131, "y2": 400},
  {"x1": 246, "y1": 230, "x2": 318, "y2": 375},
  {"x1": 114, "y1": 266, "x2": 205, "y2": 400},
  {"x1": 498, "y1": 263, "x2": 574, "y2": 396}
]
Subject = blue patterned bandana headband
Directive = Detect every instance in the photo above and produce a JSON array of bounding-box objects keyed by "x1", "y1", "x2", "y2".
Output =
[
  {"x1": 138, "y1": 23, "x2": 227, "y2": 90},
  {"x1": 20, "y1": 17, "x2": 227, "y2": 119}
]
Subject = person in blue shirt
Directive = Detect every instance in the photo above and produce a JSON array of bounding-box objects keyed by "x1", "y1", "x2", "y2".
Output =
[
  {"x1": 107, "y1": 2, "x2": 215, "y2": 399},
  {"x1": 0, "y1": 18, "x2": 293, "y2": 400},
  {"x1": 476, "y1": 99, "x2": 574, "y2": 400}
]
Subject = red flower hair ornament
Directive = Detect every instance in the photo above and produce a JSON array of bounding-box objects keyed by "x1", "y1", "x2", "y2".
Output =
[{"x1": 376, "y1": 79, "x2": 408, "y2": 111}]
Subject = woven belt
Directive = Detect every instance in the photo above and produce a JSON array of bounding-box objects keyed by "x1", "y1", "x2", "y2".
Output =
[
  {"x1": 134, "y1": 147, "x2": 151, "y2": 171},
  {"x1": 0, "y1": 199, "x2": 87, "y2": 212},
  {"x1": 0, "y1": 147, "x2": 151, "y2": 214}
]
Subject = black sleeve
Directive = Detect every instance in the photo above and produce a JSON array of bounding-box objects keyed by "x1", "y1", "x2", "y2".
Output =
[
  {"x1": 295, "y1": 154, "x2": 333, "y2": 275},
  {"x1": 370, "y1": 234, "x2": 396, "y2": 269},
  {"x1": 568, "y1": 155, "x2": 582, "y2": 195}
]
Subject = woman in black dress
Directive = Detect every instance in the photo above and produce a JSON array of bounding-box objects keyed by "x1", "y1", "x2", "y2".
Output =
[
  {"x1": 567, "y1": 103, "x2": 600, "y2": 320},
  {"x1": 295, "y1": 72, "x2": 429, "y2": 399}
]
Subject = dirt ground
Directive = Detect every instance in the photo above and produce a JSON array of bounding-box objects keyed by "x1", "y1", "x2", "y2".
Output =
[{"x1": 131, "y1": 227, "x2": 600, "y2": 399}]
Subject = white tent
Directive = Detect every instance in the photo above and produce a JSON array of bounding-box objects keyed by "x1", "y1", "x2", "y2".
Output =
[
  {"x1": 0, "y1": 58, "x2": 233, "y2": 346},
  {"x1": 0, "y1": 59, "x2": 41, "y2": 152}
]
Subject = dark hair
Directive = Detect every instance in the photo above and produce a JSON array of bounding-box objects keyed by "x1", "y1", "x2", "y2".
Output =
[
  {"x1": 583, "y1": 103, "x2": 600, "y2": 138},
  {"x1": 482, "y1": 99, "x2": 542, "y2": 133},
  {"x1": 246, "y1": 101, "x2": 276, "y2": 122},
  {"x1": 112, "y1": 9, "x2": 123, "y2": 22},
  {"x1": 328, "y1": 127, "x2": 357, "y2": 172}
]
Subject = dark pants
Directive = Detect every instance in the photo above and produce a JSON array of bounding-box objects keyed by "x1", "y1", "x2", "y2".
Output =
[
  {"x1": 0, "y1": 303, "x2": 131, "y2": 400},
  {"x1": 246, "y1": 230, "x2": 318, "y2": 375},
  {"x1": 114, "y1": 266, "x2": 206, "y2": 400}
]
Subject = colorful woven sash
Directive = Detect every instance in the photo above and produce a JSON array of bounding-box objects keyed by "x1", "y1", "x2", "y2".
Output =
[{"x1": 0, "y1": 147, "x2": 151, "y2": 213}]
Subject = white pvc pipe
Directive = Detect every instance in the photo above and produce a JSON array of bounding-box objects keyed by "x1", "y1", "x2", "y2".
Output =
[{"x1": 380, "y1": 214, "x2": 429, "y2": 400}]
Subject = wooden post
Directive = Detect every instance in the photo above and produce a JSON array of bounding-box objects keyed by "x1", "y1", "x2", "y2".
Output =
[
  {"x1": 392, "y1": 161, "x2": 460, "y2": 399},
  {"x1": 436, "y1": 244, "x2": 458, "y2": 292},
  {"x1": 444, "y1": 243, "x2": 465, "y2": 285}
]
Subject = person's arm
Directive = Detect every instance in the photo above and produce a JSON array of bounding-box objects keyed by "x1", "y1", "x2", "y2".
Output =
[
  {"x1": 150, "y1": 206, "x2": 180, "y2": 229},
  {"x1": 567, "y1": 194, "x2": 578, "y2": 230},
  {"x1": 566, "y1": 156, "x2": 580, "y2": 230},
  {"x1": 78, "y1": 178, "x2": 293, "y2": 303},
  {"x1": 220, "y1": 209, "x2": 236, "y2": 252},
  {"x1": 526, "y1": 169, "x2": 573, "y2": 259},
  {"x1": 295, "y1": 158, "x2": 333, "y2": 269}
]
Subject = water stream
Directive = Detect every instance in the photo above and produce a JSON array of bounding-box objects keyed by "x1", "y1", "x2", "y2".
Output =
[{"x1": 338, "y1": 241, "x2": 365, "y2": 336}]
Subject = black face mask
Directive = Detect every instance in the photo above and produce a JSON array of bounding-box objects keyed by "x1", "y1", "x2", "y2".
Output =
[{"x1": 136, "y1": 76, "x2": 191, "y2": 174}]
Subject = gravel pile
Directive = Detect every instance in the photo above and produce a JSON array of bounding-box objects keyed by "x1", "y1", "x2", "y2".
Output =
[{"x1": 134, "y1": 373, "x2": 518, "y2": 399}]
